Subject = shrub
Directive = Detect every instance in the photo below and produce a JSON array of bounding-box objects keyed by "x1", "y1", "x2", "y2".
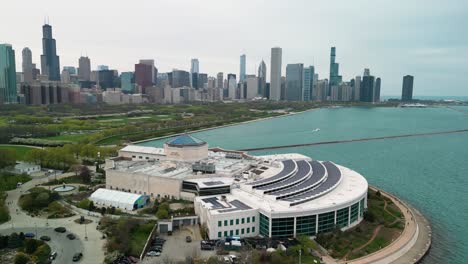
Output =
[{"x1": 14, "y1": 253, "x2": 30, "y2": 264}]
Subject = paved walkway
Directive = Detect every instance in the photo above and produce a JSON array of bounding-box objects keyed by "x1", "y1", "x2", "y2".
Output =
[
  {"x1": 0, "y1": 173, "x2": 105, "y2": 264},
  {"x1": 320, "y1": 186, "x2": 431, "y2": 264}
]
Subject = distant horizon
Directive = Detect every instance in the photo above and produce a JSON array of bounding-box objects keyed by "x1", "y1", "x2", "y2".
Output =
[{"x1": 1, "y1": 0, "x2": 467, "y2": 96}]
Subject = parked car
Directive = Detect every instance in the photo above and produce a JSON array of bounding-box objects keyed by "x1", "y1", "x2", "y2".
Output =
[
  {"x1": 146, "y1": 251, "x2": 161, "y2": 257},
  {"x1": 24, "y1": 233, "x2": 35, "y2": 238},
  {"x1": 72, "y1": 253, "x2": 83, "y2": 262},
  {"x1": 49, "y1": 252, "x2": 58, "y2": 260},
  {"x1": 185, "y1": 236, "x2": 192, "y2": 243},
  {"x1": 67, "y1": 233, "x2": 76, "y2": 240},
  {"x1": 40, "y1": 236, "x2": 51, "y2": 241},
  {"x1": 54, "y1": 227, "x2": 66, "y2": 233}
]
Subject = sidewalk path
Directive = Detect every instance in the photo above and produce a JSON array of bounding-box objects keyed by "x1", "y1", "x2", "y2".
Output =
[{"x1": 0, "y1": 172, "x2": 105, "y2": 264}]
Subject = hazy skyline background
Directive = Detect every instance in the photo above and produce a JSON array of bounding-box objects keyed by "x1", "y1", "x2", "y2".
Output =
[{"x1": 1, "y1": 0, "x2": 467, "y2": 96}]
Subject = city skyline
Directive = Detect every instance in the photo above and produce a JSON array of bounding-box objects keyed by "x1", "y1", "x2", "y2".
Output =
[{"x1": 1, "y1": 0, "x2": 467, "y2": 96}]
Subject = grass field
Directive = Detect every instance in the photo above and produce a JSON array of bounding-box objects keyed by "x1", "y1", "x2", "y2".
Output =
[
  {"x1": 0, "y1": 145, "x2": 37, "y2": 160},
  {"x1": 129, "y1": 221, "x2": 156, "y2": 256},
  {"x1": 43, "y1": 133, "x2": 90, "y2": 142}
]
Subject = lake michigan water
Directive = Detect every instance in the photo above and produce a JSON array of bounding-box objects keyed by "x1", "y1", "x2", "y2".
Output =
[{"x1": 139, "y1": 105, "x2": 468, "y2": 264}]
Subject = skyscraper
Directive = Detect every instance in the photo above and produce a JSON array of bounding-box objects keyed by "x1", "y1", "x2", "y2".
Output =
[
  {"x1": 172, "y1": 70, "x2": 191, "y2": 88},
  {"x1": 302, "y1": 66, "x2": 315, "y2": 101},
  {"x1": 285, "y1": 63, "x2": 304, "y2": 101},
  {"x1": 198, "y1": 73, "x2": 208, "y2": 89},
  {"x1": 0, "y1": 44, "x2": 17, "y2": 104},
  {"x1": 78, "y1": 56, "x2": 91, "y2": 81},
  {"x1": 228, "y1": 74, "x2": 236, "y2": 99},
  {"x1": 190, "y1": 59, "x2": 199, "y2": 74},
  {"x1": 374, "y1": 77, "x2": 381, "y2": 102},
  {"x1": 354, "y1": 76, "x2": 361, "y2": 101},
  {"x1": 134, "y1": 63, "x2": 153, "y2": 92},
  {"x1": 139, "y1": 59, "x2": 157, "y2": 83},
  {"x1": 40, "y1": 23, "x2": 60, "y2": 81},
  {"x1": 270, "y1": 47, "x2": 282, "y2": 101},
  {"x1": 402, "y1": 75, "x2": 414, "y2": 101},
  {"x1": 121, "y1": 72, "x2": 134, "y2": 93},
  {"x1": 257, "y1": 60, "x2": 267, "y2": 98},
  {"x1": 22, "y1": 48, "x2": 34, "y2": 83},
  {"x1": 329, "y1": 47, "x2": 342, "y2": 95},
  {"x1": 360, "y1": 75, "x2": 375, "y2": 102},
  {"x1": 240, "y1": 54, "x2": 246, "y2": 83},
  {"x1": 216, "y1": 72, "x2": 224, "y2": 89}
]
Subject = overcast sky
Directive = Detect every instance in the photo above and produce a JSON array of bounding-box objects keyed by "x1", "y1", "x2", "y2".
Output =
[{"x1": 2, "y1": 0, "x2": 467, "y2": 96}]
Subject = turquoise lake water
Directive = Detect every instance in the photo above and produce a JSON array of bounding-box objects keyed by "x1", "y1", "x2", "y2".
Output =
[{"x1": 139, "y1": 105, "x2": 468, "y2": 264}]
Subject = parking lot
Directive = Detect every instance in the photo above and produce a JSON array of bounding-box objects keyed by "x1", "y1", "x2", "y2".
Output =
[{"x1": 142, "y1": 226, "x2": 215, "y2": 263}]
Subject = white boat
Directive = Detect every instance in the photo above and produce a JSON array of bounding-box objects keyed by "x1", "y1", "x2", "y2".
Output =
[{"x1": 312, "y1": 128, "x2": 320, "y2": 132}]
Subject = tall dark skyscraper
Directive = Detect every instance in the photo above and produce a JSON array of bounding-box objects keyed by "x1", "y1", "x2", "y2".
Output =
[
  {"x1": 0, "y1": 44, "x2": 17, "y2": 104},
  {"x1": 40, "y1": 24, "x2": 61, "y2": 81},
  {"x1": 329, "y1": 47, "x2": 342, "y2": 96},
  {"x1": 285, "y1": 63, "x2": 304, "y2": 101},
  {"x1": 402, "y1": 75, "x2": 414, "y2": 101},
  {"x1": 78, "y1": 56, "x2": 91, "y2": 81},
  {"x1": 257, "y1": 60, "x2": 267, "y2": 97},
  {"x1": 374, "y1": 77, "x2": 381, "y2": 102},
  {"x1": 360, "y1": 75, "x2": 375, "y2": 102}
]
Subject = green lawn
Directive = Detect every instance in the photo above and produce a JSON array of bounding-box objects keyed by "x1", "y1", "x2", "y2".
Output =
[
  {"x1": 0, "y1": 172, "x2": 32, "y2": 192},
  {"x1": 129, "y1": 221, "x2": 156, "y2": 256},
  {"x1": 0, "y1": 145, "x2": 36, "y2": 160},
  {"x1": 43, "y1": 133, "x2": 89, "y2": 142}
]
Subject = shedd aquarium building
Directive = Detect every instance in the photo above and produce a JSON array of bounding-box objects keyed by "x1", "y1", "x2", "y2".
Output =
[
  {"x1": 195, "y1": 156, "x2": 368, "y2": 239},
  {"x1": 103, "y1": 134, "x2": 368, "y2": 239}
]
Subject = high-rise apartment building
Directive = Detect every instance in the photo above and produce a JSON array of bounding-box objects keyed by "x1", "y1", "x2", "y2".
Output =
[
  {"x1": 216, "y1": 72, "x2": 224, "y2": 89},
  {"x1": 0, "y1": 44, "x2": 17, "y2": 104},
  {"x1": 270, "y1": 47, "x2": 282, "y2": 101},
  {"x1": 257, "y1": 60, "x2": 267, "y2": 98},
  {"x1": 190, "y1": 59, "x2": 199, "y2": 87},
  {"x1": 78, "y1": 56, "x2": 91, "y2": 81},
  {"x1": 285, "y1": 63, "x2": 304, "y2": 101},
  {"x1": 302, "y1": 66, "x2": 315, "y2": 101},
  {"x1": 239, "y1": 54, "x2": 246, "y2": 83},
  {"x1": 22, "y1": 48, "x2": 34, "y2": 83},
  {"x1": 40, "y1": 24, "x2": 60, "y2": 81},
  {"x1": 401, "y1": 75, "x2": 414, "y2": 101}
]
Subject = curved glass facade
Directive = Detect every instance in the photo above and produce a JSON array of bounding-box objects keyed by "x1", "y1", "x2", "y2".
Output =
[{"x1": 260, "y1": 196, "x2": 366, "y2": 238}]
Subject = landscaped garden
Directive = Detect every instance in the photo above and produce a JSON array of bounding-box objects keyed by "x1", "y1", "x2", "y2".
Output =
[
  {"x1": 18, "y1": 187, "x2": 74, "y2": 219},
  {"x1": 0, "y1": 232, "x2": 51, "y2": 264},
  {"x1": 316, "y1": 188, "x2": 405, "y2": 260}
]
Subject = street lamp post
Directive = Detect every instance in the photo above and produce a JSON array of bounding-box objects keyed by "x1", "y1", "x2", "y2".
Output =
[
  {"x1": 35, "y1": 223, "x2": 38, "y2": 238},
  {"x1": 298, "y1": 249, "x2": 302, "y2": 264},
  {"x1": 84, "y1": 223, "x2": 88, "y2": 241}
]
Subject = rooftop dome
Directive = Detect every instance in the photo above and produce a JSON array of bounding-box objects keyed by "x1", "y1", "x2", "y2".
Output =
[{"x1": 165, "y1": 134, "x2": 206, "y2": 147}]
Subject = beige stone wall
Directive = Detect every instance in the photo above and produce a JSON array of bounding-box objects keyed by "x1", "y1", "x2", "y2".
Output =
[
  {"x1": 164, "y1": 144, "x2": 208, "y2": 162},
  {"x1": 106, "y1": 170, "x2": 181, "y2": 199}
]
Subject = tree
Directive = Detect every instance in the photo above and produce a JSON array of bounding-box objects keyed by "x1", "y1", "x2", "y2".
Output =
[
  {"x1": 36, "y1": 192, "x2": 50, "y2": 208},
  {"x1": 79, "y1": 166, "x2": 91, "y2": 183},
  {"x1": 100, "y1": 207, "x2": 107, "y2": 215},
  {"x1": 156, "y1": 208, "x2": 169, "y2": 219},
  {"x1": 8, "y1": 233, "x2": 22, "y2": 249},
  {"x1": 0, "y1": 149, "x2": 16, "y2": 168},
  {"x1": 14, "y1": 253, "x2": 30, "y2": 264},
  {"x1": 24, "y1": 238, "x2": 39, "y2": 254},
  {"x1": 24, "y1": 149, "x2": 46, "y2": 166}
]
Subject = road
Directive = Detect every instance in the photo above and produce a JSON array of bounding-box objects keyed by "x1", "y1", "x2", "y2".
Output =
[
  {"x1": 0, "y1": 227, "x2": 83, "y2": 263},
  {"x1": 0, "y1": 172, "x2": 105, "y2": 264}
]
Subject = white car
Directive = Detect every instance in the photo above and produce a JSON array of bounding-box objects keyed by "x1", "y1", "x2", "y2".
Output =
[{"x1": 146, "y1": 251, "x2": 161, "y2": 257}]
